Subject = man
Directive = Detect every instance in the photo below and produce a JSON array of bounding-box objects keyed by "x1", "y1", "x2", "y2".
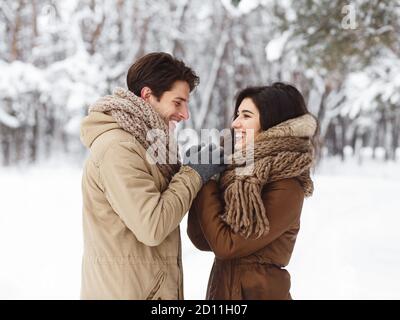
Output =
[{"x1": 80, "y1": 52, "x2": 224, "y2": 299}]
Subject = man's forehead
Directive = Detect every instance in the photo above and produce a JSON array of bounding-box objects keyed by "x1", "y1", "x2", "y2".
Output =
[{"x1": 166, "y1": 82, "x2": 190, "y2": 101}]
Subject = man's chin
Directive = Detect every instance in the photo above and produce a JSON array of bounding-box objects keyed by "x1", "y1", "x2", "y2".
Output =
[{"x1": 168, "y1": 120, "x2": 177, "y2": 131}]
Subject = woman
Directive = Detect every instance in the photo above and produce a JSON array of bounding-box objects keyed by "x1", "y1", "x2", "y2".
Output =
[{"x1": 187, "y1": 82, "x2": 318, "y2": 300}]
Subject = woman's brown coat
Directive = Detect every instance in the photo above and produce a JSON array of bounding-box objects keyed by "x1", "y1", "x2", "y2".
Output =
[{"x1": 187, "y1": 178, "x2": 304, "y2": 300}]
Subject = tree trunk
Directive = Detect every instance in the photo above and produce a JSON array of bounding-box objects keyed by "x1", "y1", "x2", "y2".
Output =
[
  {"x1": 195, "y1": 16, "x2": 230, "y2": 130},
  {"x1": 11, "y1": 0, "x2": 24, "y2": 60},
  {"x1": 30, "y1": 108, "x2": 39, "y2": 163},
  {"x1": 391, "y1": 109, "x2": 400, "y2": 161},
  {"x1": 338, "y1": 115, "x2": 346, "y2": 161}
]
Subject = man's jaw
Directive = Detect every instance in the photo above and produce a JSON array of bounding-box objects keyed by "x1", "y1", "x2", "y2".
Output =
[
  {"x1": 168, "y1": 116, "x2": 181, "y2": 131},
  {"x1": 169, "y1": 120, "x2": 177, "y2": 131}
]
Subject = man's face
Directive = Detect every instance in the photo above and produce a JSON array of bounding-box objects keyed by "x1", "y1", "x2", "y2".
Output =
[{"x1": 144, "y1": 80, "x2": 190, "y2": 131}]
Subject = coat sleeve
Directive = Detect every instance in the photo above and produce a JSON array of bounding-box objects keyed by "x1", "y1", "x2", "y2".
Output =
[
  {"x1": 187, "y1": 199, "x2": 212, "y2": 251},
  {"x1": 191, "y1": 178, "x2": 304, "y2": 260},
  {"x1": 99, "y1": 141, "x2": 203, "y2": 247}
]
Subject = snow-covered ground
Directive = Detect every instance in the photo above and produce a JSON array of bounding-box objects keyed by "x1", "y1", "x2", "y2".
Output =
[{"x1": 0, "y1": 157, "x2": 399, "y2": 300}]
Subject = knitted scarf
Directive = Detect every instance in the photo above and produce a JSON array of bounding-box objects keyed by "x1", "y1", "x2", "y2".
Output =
[
  {"x1": 220, "y1": 114, "x2": 317, "y2": 239},
  {"x1": 89, "y1": 87, "x2": 180, "y2": 182}
]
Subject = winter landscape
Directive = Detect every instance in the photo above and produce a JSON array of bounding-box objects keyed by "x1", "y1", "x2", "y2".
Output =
[
  {"x1": 1, "y1": 0, "x2": 399, "y2": 299},
  {"x1": 1, "y1": 156, "x2": 399, "y2": 299}
]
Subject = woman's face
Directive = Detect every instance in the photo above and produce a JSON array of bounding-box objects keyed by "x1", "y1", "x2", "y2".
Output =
[{"x1": 231, "y1": 97, "x2": 261, "y2": 149}]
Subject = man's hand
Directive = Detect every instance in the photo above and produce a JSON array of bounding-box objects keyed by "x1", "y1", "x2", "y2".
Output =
[{"x1": 183, "y1": 143, "x2": 227, "y2": 183}]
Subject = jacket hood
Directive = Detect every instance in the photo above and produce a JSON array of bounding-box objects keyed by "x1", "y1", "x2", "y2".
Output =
[
  {"x1": 80, "y1": 111, "x2": 120, "y2": 148},
  {"x1": 257, "y1": 113, "x2": 317, "y2": 141}
]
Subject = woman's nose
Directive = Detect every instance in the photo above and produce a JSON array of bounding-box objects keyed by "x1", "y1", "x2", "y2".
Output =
[{"x1": 232, "y1": 117, "x2": 241, "y2": 129}]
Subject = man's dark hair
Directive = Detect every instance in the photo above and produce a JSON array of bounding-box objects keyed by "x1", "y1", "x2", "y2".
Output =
[{"x1": 126, "y1": 52, "x2": 199, "y2": 100}]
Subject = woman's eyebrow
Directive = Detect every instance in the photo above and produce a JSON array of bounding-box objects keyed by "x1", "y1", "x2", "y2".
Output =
[{"x1": 239, "y1": 109, "x2": 255, "y2": 115}]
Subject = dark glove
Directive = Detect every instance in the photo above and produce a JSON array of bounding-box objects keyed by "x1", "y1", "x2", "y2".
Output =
[{"x1": 183, "y1": 143, "x2": 226, "y2": 183}]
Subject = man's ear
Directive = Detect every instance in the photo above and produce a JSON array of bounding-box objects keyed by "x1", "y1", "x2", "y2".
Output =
[{"x1": 140, "y1": 87, "x2": 152, "y2": 101}]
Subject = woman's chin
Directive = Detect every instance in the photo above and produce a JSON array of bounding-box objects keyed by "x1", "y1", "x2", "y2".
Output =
[{"x1": 234, "y1": 141, "x2": 246, "y2": 150}]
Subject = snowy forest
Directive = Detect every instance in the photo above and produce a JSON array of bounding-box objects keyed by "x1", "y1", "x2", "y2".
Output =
[
  {"x1": 1, "y1": 0, "x2": 400, "y2": 300},
  {"x1": 1, "y1": 0, "x2": 399, "y2": 166}
]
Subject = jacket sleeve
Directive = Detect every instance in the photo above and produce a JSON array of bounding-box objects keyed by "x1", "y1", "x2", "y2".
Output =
[
  {"x1": 99, "y1": 141, "x2": 203, "y2": 247},
  {"x1": 191, "y1": 178, "x2": 304, "y2": 260},
  {"x1": 187, "y1": 201, "x2": 212, "y2": 251}
]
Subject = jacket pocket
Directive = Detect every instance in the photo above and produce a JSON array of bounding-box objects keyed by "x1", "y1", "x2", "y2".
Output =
[{"x1": 144, "y1": 269, "x2": 167, "y2": 300}]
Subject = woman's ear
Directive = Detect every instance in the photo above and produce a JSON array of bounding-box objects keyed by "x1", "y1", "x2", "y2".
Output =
[{"x1": 140, "y1": 87, "x2": 152, "y2": 101}]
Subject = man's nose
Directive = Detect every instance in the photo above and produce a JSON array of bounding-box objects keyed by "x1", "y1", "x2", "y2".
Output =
[{"x1": 178, "y1": 104, "x2": 189, "y2": 120}]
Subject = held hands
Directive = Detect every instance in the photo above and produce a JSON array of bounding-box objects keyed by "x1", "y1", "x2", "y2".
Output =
[{"x1": 183, "y1": 143, "x2": 227, "y2": 183}]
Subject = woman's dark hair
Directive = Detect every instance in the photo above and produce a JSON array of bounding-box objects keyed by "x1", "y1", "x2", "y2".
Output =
[
  {"x1": 233, "y1": 82, "x2": 320, "y2": 162},
  {"x1": 126, "y1": 52, "x2": 199, "y2": 100},
  {"x1": 234, "y1": 82, "x2": 310, "y2": 130}
]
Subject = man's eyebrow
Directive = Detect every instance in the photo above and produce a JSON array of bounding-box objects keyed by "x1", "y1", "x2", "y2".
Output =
[{"x1": 174, "y1": 97, "x2": 187, "y2": 102}]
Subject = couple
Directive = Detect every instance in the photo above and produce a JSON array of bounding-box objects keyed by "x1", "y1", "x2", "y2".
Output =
[{"x1": 79, "y1": 52, "x2": 318, "y2": 300}]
